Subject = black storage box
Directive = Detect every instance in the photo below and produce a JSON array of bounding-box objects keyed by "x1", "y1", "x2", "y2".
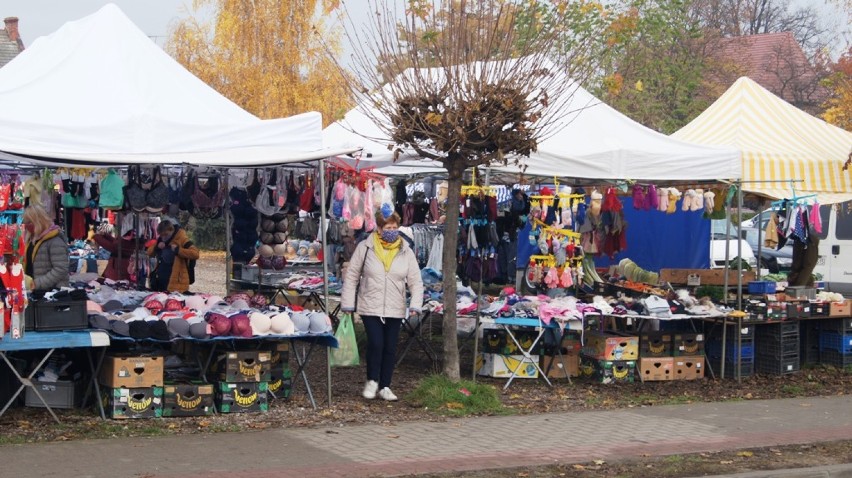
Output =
[
  {"x1": 24, "y1": 379, "x2": 83, "y2": 409},
  {"x1": 24, "y1": 299, "x2": 88, "y2": 331}
]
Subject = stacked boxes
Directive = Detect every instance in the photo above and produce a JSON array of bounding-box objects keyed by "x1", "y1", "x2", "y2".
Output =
[
  {"x1": 214, "y1": 351, "x2": 271, "y2": 413},
  {"x1": 756, "y1": 322, "x2": 800, "y2": 375},
  {"x1": 707, "y1": 325, "x2": 755, "y2": 378},
  {"x1": 268, "y1": 342, "x2": 293, "y2": 400},
  {"x1": 162, "y1": 382, "x2": 215, "y2": 417},
  {"x1": 638, "y1": 358, "x2": 673, "y2": 382},
  {"x1": 540, "y1": 336, "x2": 580, "y2": 379},
  {"x1": 477, "y1": 324, "x2": 541, "y2": 379},
  {"x1": 99, "y1": 355, "x2": 165, "y2": 419},
  {"x1": 579, "y1": 331, "x2": 638, "y2": 383},
  {"x1": 819, "y1": 318, "x2": 852, "y2": 367},
  {"x1": 637, "y1": 331, "x2": 704, "y2": 381}
]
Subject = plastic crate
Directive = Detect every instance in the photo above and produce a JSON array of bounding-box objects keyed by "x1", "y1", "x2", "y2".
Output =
[
  {"x1": 710, "y1": 358, "x2": 754, "y2": 379},
  {"x1": 820, "y1": 349, "x2": 852, "y2": 367},
  {"x1": 756, "y1": 355, "x2": 800, "y2": 375},
  {"x1": 820, "y1": 318, "x2": 852, "y2": 335},
  {"x1": 24, "y1": 379, "x2": 82, "y2": 409},
  {"x1": 706, "y1": 340, "x2": 754, "y2": 362},
  {"x1": 785, "y1": 286, "x2": 816, "y2": 300},
  {"x1": 756, "y1": 336, "x2": 800, "y2": 358},
  {"x1": 24, "y1": 299, "x2": 88, "y2": 331},
  {"x1": 748, "y1": 281, "x2": 777, "y2": 294},
  {"x1": 819, "y1": 332, "x2": 852, "y2": 354},
  {"x1": 800, "y1": 321, "x2": 822, "y2": 365},
  {"x1": 756, "y1": 322, "x2": 799, "y2": 340}
]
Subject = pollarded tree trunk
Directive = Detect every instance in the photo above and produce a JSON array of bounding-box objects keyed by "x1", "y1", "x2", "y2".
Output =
[{"x1": 440, "y1": 159, "x2": 465, "y2": 381}]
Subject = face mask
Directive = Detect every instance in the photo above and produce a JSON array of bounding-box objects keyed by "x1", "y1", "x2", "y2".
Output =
[
  {"x1": 24, "y1": 223, "x2": 34, "y2": 235},
  {"x1": 381, "y1": 230, "x2": 400, "y2": 243}
]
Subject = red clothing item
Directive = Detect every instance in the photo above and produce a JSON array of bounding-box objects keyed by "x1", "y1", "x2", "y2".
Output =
[{"x1": 93, "y1": 234, "x2": 139, "y2": 281}]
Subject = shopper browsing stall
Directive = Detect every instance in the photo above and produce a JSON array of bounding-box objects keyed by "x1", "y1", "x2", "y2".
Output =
[
  {"x1": 23, "y1": 205, "x2": 69, "y2": 291},
  {"x1": 93, "y1": 228, "x2": 139, "y2": 281},
  {"x1": 147, "y1": 220, "x2": 199, "y2": 292},
  {"x1": 341, "y1": 209, "x2": 424, "y2": 402}
]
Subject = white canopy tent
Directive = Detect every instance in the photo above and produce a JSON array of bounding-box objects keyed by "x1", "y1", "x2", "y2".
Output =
[
  {"x1": 323, "y1": 77, "x2": 740, "y2": 181},
  {"x1": 0, "y1": 4, "x2": 352, "y2": 167}
]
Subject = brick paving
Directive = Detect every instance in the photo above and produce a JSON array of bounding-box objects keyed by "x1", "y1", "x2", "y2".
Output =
[{"x1": 1, "y1": 395, "x2": 851, "y2": 477}]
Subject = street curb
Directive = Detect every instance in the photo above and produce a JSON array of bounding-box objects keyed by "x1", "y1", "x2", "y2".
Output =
[{"x1": 689, "y1": 463, "x2": 852, "y2": 478}]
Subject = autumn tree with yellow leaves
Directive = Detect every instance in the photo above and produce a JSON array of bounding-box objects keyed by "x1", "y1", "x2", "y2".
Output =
[{"x1": 166, "y1": 0, "x2": 350, "y2": 124}]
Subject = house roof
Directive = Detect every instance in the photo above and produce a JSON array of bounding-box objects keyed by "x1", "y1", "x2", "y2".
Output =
[
  {"x1": 715, "y1": 32, "x2": 820, "y2": 104},
  {"x1": 0, "y1": 21, "x2": 24, "y2": 68}
]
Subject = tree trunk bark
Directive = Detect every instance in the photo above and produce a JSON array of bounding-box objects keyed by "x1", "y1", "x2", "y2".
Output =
[{"x1": 440, "y1": 160, "x2": 464, "y2": 381}]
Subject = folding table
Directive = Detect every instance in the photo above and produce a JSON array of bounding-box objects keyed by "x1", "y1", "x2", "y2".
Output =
[
  {"x1": 0, "y1": 330, "x2": 111, "y2": 423},
  {"x1": 395, "y1": 310, "x2": 438, "y2": 368},
  {"x1": 492, "y1": 317, "x2": 553, "y2": 391}
]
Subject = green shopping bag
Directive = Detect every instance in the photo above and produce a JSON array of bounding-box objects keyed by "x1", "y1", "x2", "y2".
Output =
[{"x1": 329, "y1": 312, "x2": 360, "y2": 367}]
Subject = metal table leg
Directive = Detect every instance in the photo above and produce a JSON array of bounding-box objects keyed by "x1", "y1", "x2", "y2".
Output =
[
  {"x1": 290, "y1": 339, "x2": 317, "y2": 409},
  {"x1": 500, "y1": 325, "x2": 552, "y2": 391},
  {"x1": 0, "y1": 349, "x2": 60, "y2": 424},
  {"x1": 82, "y1": 347, "x2": 107, "y2": 420}
]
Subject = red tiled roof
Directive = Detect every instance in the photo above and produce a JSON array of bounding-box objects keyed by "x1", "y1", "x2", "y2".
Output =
[{"x1": 715, "y1": 32, "x2": 820, "y2": 104}]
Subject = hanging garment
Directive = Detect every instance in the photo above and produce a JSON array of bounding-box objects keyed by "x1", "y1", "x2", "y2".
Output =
[
  {"x1": 764, "y1": 213, "x2": 779, "y2": 249},
  {"x1": 811, "y1": 202, "x2": 823, "y2": 234},
  {"x1": 787, "y1": 232, "x2": 820, "y2": 287}
]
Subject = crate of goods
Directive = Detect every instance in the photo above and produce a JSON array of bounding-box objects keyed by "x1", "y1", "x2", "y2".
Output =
[
  {"x1": 579, "y1": 355, "x2": 635, "y2": 384},
  {"x1": 819, "y1": 332, "x2": 852, "y2": 354},
  {"x1": 581, "y1": 331, "x2": 639, "y2": 361},
  {"x1": 756, "y1": 335, "x2": 800, "y2": 359},
  {"x1": 820, "y1": 318, "x2": 852, "y2": 334},
  {"x1": 24, "y1": 298, "x2": 88, "y2": 331},
  {"x1": 830, "y1": 300, "x2": 852, "y2": 317},
  {"x1": 710, "y1": 357, "x2": 754, "y2": 379},
  {"x1": 800, "y1": 320, "x2": 822, "y2": 365},
  {"x1": 100, "y1": 355, "x2": 164, "y2": 388},
  {"x1": 103, "y1": 386, "x2": 163, "y2": 419},
  {"x1": 819, "y1": 349, "x2": 852, "y2": 367},
  {"x1": 639, "y1": 332, "x2": 672, "y2": 357},
  {"x1": 786, "y1": 286, "x2": 816, "y2": 301},
  {"x1": 213, "y1": 351, "x2": 272, "y2": 383},
  {"x1": 162, "y1": 382, "x2": 214, "y2": 417},
  {"x1": 673, "y1": 357, "x2": 705, "y2": 380},
  {"x1": 215, "y1": 381, "x2": 269, "y2": 413},
  {"x1": 766, "y1": 302, "x2": 787, "y2": 320},
  {"x1": 810, "y1": 302, "x2": 831, "y2": 318},
  {"x1": 673, "y1": 333, "x2": 704, "y2": 356},
  {"x1": 481, "y1": 328, "x2": 541, "y2": 356},
  {"x1": 756, "y1": 321, "x2": 799, "y2": 339},
  {"x1": 756, "y1": 354, "x2": 800, "y2": 375},
  {"x1": 746, "y1": 300, "x2": 768, "y2": 321},
  {"x1": 748, "y1": 281, "x2": 777, "y2": 294},
  {"x1": 24, "y1": 379, "x2": 82, "y2": 409},
  {"x1": 786, "y1": 302, "x2": 811, "y2": 319},
  {"x1": 706, "y1": 339, "x2": 754, "y2": 363},
  {"x1": 476, "y1": 353, "x2": 539, "y2": 379},
  {"x1": 638, "y1": 357, "x2": 673, "y2": 382},
  {"x1": 268, "y1": 368, "x2": 293, "y2": 400}
]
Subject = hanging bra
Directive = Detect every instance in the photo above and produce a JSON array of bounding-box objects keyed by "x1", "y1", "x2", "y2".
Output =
[{"x1": 191, "y1": 176, "x2": 226, "y2": 219}]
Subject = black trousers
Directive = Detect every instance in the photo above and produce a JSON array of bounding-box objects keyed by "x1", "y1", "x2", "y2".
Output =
[{"x1": 361, "y1": 315, "x2": 403, "y2": 389}]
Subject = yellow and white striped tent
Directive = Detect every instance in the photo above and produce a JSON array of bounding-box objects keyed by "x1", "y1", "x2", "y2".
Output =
[{"x1": 673, "y1": 77, "x2": 852, "y2": 204}]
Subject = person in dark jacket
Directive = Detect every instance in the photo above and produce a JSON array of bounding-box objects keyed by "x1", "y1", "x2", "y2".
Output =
[
  {"x1": 23, "y1": 205, "x2": 69, "y2": 291},
  {"x1": 146, "y1": 220, "x2": 199, "y2": 292},
  {"x1": 93, "y1": 229, "x2": 139, "y2": 281}
]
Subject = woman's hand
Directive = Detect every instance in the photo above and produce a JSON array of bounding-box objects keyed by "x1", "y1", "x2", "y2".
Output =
[
  {"x1": 24, "y1": 275, "x2": 34, "y2": 291},
  {"x1": 157, "y1": 241, "x2": 166, "y2": 250}
]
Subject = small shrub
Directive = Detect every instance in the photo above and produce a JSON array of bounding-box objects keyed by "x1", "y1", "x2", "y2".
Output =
[{"x1": 406, "y1": 375, "x2": 510, "y2": 417}]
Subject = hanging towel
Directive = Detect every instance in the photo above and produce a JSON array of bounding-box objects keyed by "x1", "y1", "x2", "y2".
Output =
[{"x1": 811, "y1": 202, "x2": 823, "y2": 234}]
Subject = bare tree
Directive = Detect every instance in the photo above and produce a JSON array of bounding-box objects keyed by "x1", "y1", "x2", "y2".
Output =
[{"x1": 323, "y1": 0, "x2": 611, "y2": 380}]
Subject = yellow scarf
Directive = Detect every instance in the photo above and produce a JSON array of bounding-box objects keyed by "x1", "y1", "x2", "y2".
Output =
[{"x1": 372, "y1": 232, "x2": 401, "y2": 272}]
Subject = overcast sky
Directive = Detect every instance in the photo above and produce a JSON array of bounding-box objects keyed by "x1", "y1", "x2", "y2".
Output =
[{"x1": 4, "y1": 0, "x2": 849, "y2": 55}]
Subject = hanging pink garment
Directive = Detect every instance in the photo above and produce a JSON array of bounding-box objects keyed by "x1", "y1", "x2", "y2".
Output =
[{"x1": 811, "y1": 202, "x2": 823, "y2": 234}]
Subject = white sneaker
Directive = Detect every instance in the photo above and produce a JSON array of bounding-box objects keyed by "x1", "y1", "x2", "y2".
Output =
[
  {"x1": 378, "y1": 387, "x2": 398, "y2": 401},
  {"x1": 362, "y1": 380, "x2": 378, "y2": 399}
]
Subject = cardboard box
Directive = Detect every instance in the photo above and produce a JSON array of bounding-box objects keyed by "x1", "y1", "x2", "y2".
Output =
[
  {"x1": 268, "y1": 342, "x2": 290, "y2": 370},
  {"x1": 214, "y1": 351, "x2": 272, "y2": 383},
  {"x1": 579, "y1": 355, "x2": 636, "y2": 384},
  {"x1": 216, "y1": 381, "x2": 269, "y2": 413},
  {"x1": 638, "y1": 357, "x2": 674, "y2": 382},
  {"x1": 640, "y1": 332, "x2": 672, "y2": 357},
  {"x1": 100, "y1": 355, "x2": 164, "y2": 388},
  {"x1": 673, "y1": 357, "x2": 705, "y2": 380},
  {"x1": 540, "y1": 354, "x2": 579, "y2": 379},
  {"x1": 829, "y1": 300, "x2": 852, "y2": 317},
  {"x1": 268, "y1": 368, "x2": 293, "y2": 400},
  {"x1": 162, "y1": 382, "x2": 214, "y2": 417},
  {"x1": 673, "y1": 333, "x2": 705, "y2": 356},
  {"x1": 481, "y1": 328, "x2": 541, "y2": 355},
  {"x1": 103, "y1": 386, "x2": 163, "y2": 419},
  {"x1": 476, "y1": 353, "x2": 539, "y2": 379},
  {"x1": 581, "y1": 331, "x2": 639, "y2": 361}
]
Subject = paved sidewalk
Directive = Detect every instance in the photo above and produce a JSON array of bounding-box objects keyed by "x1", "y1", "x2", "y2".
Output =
[{"x1": 2, "y1": 395, "x2": 852, "y2": 478}]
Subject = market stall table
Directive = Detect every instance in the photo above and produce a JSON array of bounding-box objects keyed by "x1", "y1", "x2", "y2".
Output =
[
  {"x1": 395, "y1": 309, "x2": 438, "y2": 368},
  {"x1": 0, "y1": 330, "x2": 111, "y2": 423},
  {"x1": 108, "y1": 333, "x2": 337, "y2": 409},
  {"x1": 492, "y1": 316, "x2": 554, "y2": 391}
]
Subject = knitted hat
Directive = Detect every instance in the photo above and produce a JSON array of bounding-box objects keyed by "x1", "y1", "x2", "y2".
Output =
[
  {"x1": 270, "y1": 312, "x2": 295, "y2": 335},
  {"x1": 101, "y1": 299, "x2": 124, "y2": 313},
  {"x1": 111, "y1": 320, "x2": 130, "y2": 336},
  {"x1": 249, "y1": 312, "x2": 272, "y2": 336}
]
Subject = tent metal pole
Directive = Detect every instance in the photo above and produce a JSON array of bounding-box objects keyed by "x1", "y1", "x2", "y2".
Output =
[
  {"x1": 223, "y1": 168, "x2": 232, "y2": 296},
  {"x1": 319, "y1": 159, "x2": 332, "y2": 407},
  {"x1": 736, "y1": 180, "x2": 744, "y2": 312}
]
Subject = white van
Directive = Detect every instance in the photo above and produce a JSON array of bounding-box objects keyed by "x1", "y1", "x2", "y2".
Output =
[{"x1": 744, "y1": 202, "x2": 852, "y2": 295}]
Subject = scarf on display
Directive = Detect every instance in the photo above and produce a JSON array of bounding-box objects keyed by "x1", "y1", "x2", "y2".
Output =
[{"x1": 372, "y1": 232, "x2": 401, "y2": 272}]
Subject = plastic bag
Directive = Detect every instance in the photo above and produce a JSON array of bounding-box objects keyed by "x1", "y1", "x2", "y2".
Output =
[{"x1": 329, "y1": 312, "x2": 360, "y2": 367}]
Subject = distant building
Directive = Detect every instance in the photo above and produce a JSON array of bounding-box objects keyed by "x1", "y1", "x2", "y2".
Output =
[
  {"x1": 714, "y1": 32, "x2": 826, "y2": 111},
  {"x1": 0, "y1": 17, "x2": 24, "y2": 68}
]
